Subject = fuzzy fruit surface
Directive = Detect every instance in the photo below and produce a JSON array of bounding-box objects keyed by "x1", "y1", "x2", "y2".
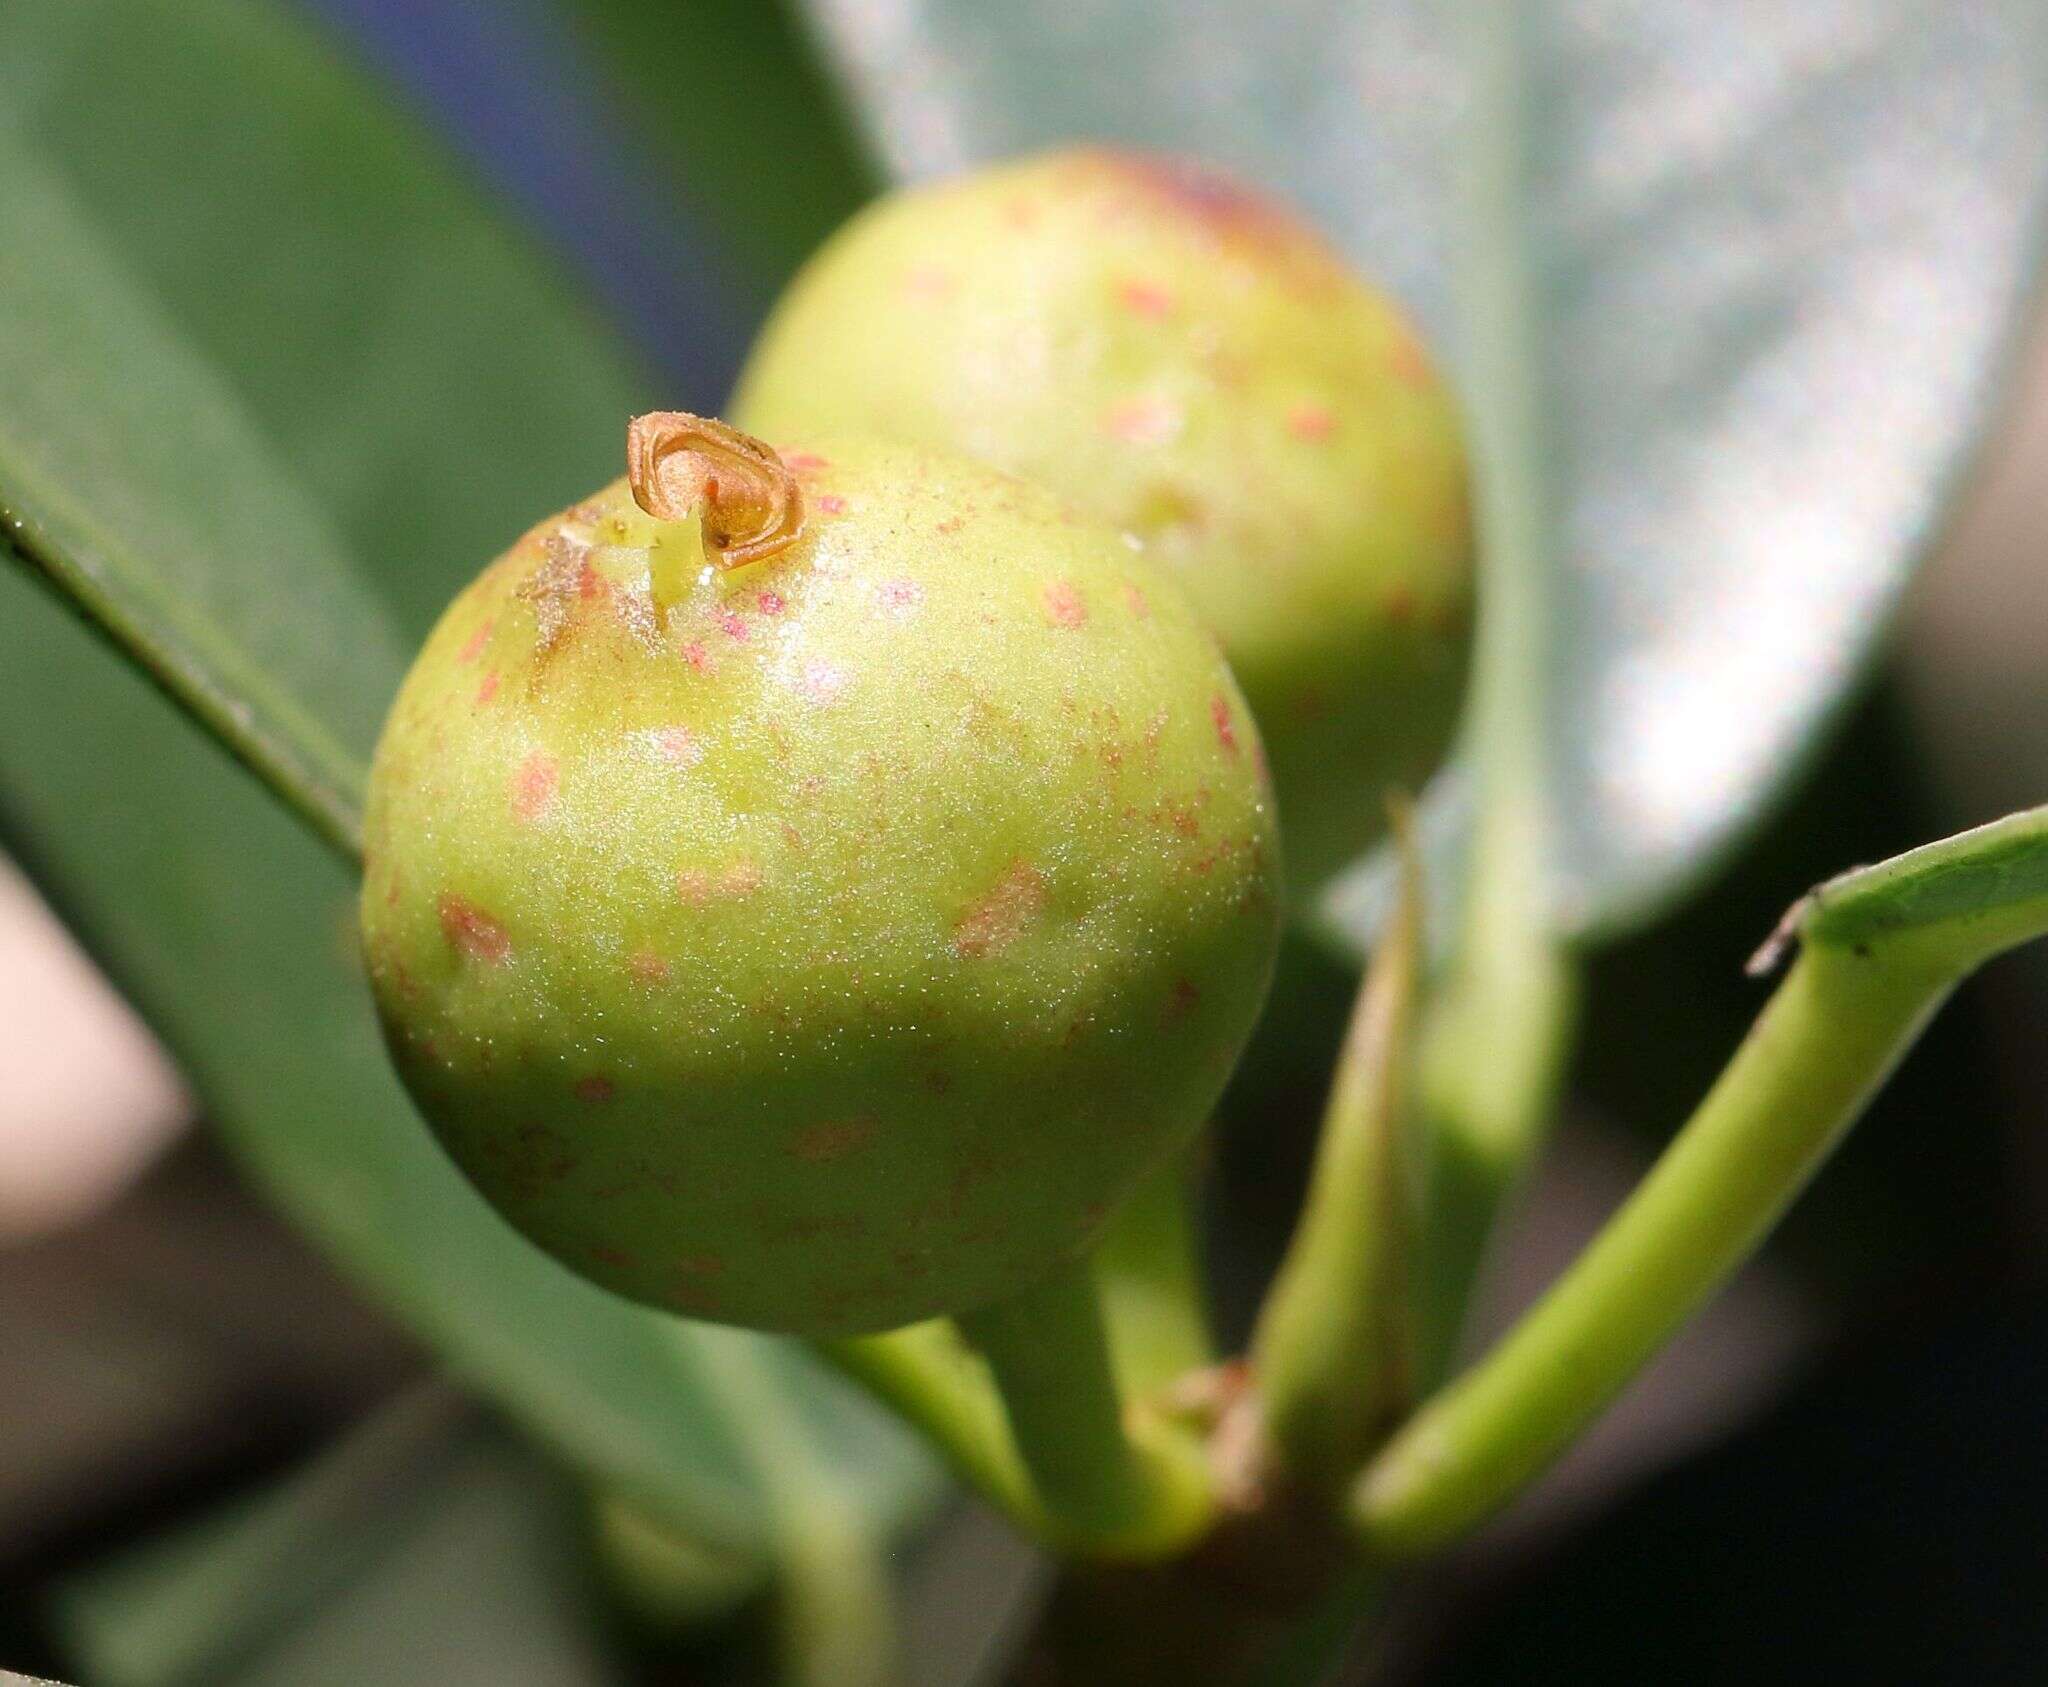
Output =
[
  {"x1": 731, "y1": 147, "x2": 1473, "y2": 891},
  {"x1": 360, "y1": 436, "x2": 1281, "y2": 1335}
]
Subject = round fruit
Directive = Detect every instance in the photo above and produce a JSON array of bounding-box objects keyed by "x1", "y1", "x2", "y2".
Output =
[
  {"x1": 731, "y1": 147, "x2": 1473, "y2": 892},
  {"x1": 360, "y1": 416, "x2": 1281, "y2": 1336}
]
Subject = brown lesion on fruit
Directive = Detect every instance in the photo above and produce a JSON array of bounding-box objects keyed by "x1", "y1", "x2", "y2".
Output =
[
  {"x1": 479, "y1": 1122, "x2": 575, "y2": 1201},
  {"x1": 952, "y1": 859, "x2": 1050, "y2": 957},
  {"x1": 627, "y1": 411, "x2": 806, "y2": 568},
  {"x1": 437, "y1": 893, "x2": 510, "y2": 964},
  {"x1": 518, "y1": 530, "x2": 596, "y2": 655},
  {"x1": 788, "y1": 1116, "x2": 879, "y2": 1163}
]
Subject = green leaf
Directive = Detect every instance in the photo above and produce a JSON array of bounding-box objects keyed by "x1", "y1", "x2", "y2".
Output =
[
  {"x1": 49, "y1": 1384, "x2": 497, "y2": 1687},
  {"x1": 0, "y1": 0, "x2": 934, "y2": 1567},
  {"x1": 1, "y1": 0, "x2": 647, "y2": 641},
  {"x1": 548, "y1": 0, "x2": 879, "y2": 301},
  {"x1": 0, "y1": 135, "x2": 401, "y2": 856},
  {"x1": 792, "y1": 0, "x2": 2048, "y2": 940},
  {"x1": 63, "y1": 1416, "x2": 632, "y2": 1687}
]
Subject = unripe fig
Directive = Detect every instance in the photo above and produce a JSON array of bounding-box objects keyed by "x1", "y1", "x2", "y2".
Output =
[
  {"x1": 361, "y1": 417, "x2": 1280, "y2": 1336},
  {"x1": 732, "y1": 147, "x2": 1473, "y2": 891}
]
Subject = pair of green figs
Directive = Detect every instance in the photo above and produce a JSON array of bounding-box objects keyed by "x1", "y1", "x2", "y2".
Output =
[{"x1": 361, "y1": 148, "x2": 1474, "y2": 1336}]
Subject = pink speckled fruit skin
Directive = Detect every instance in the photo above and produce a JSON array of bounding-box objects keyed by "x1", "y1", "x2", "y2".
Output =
[
  {"x1": 731, "y1": 147, "x2": 1474, "y2": 892},
  {"x1": 360, "y1": 436, "x2": 1281, "y2": 1336}
]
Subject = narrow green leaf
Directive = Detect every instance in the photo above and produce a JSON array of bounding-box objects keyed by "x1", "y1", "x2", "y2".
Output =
[
  {"x1": 0, "y1": 136, "x2": 400, "y2": 856},
  {"x1": 51, "y1": 1384, "x2": 490, "y2": 1687}
]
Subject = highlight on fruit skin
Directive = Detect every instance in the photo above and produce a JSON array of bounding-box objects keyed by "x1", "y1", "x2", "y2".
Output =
[
  {"x1": 731, "y1": 146, "x2": 1475, "y2": 893},
  {"x1": 359, "y1": 418, "x2": 1283, "y2": 1337}
]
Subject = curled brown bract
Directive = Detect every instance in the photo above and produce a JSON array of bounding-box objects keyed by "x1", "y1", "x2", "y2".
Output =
[{"x1": 626, "y1": 412, "x2": 805, "y2": 568}]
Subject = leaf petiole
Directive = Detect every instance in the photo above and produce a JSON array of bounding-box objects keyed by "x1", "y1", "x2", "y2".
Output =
[{"x1": 1353, "y1": 803, "x2": 2048, "y2": 1559}]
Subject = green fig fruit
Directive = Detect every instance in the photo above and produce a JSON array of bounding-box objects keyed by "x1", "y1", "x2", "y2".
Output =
[
  {"x1": 732, "y1": 146, "x2": 1474, "y2": 892},
  {"x1": 361, "y1": 416, "x2": 1281, "y2": 1336}
]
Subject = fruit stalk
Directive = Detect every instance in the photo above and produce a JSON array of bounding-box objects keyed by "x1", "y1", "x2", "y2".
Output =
[
  {"x1": 958, "y1": 1257, "x2": 1217, "y2": 1559},
  {"x1": 1250, "y1": 803, "x2": 1423, "y2": 1494}
]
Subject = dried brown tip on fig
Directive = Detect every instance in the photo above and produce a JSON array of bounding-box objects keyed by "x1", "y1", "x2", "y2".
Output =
[{"x1": 626, "y1": 411, "x2": 805, "y2": 567}]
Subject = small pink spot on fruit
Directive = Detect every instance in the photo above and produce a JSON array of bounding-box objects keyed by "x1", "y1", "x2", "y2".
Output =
[
  {"x1": 800, "y1": 659, "x2": 850, "y2": 704},
  {"x1": 574, "y1": 1076, "x2": 615, "y2": 1104},
  {"x1": 878, "y1": 578, "x2": 924, "y2": 620},
  {"x1": 681, "y1": 640, "x2": 708, "y2": 670},
  {"x1": 1120, "y1": 583, "x2": 1150, "y2": 619},
  {"x1": 1118, "y1": 278, "x2": 1175, "y2": 318},
  {"x1": 577, "y1": 559, "x2": 609, "y2": 601},
  {"x1": 790, "y1": 1116, "x2": 879, "y2": 1163},
  {"x1": 1043, "y1": 580, "x2": 1087, "y2": 629},
  {"x1": 438, "y1": 894, "x2": 510, "y2": 964},
  {"x1": 903, "y1": 263, "x2": 955, "y2": 300},
  {"x1": 953, "y1": 859, "x2": 1049, "y2": 958},
  {"x1": 627, "y1": 950, "x2": 671, "y2": 985},
  {"x1": 456, "y1": 618, "x2": 493, "y2": 664},
  {"x1": 717, "y1": 610, "x2": 748, "y2": 640},
  {"x1": 681, "y1": 859, "x2": 765, "y2": 906},
  {"x1": 654, "y1": 725, "x2": 702, "y2": 767},
  {"x1": 1286, "y1": 402, "x2": 1336, "y2": 441},
  {"x1": 782, "y1": 451, "x2": 829, "y2": 475},
  {"x1": 1164, "y1": 979, "x2": 1202, "y2": 1027},
  {"x1": 1211, "y1": 693, "x2": 1241, "y2": 755},
  {"x1": 756, "y1": 589, "x2": 786, "y2": 615},
  {"x1": 1103, "y1": 395, "x2": 1182, "y2": 446},
  {"x1": 511, "y1": 751, "x2": 558, "y2": 823},
  {"x1": 815, "y1": 493, "x2": 847, "y2": 516},
  {"x1": 474, "y1": 670, "x2": 500, "y2": 705}
]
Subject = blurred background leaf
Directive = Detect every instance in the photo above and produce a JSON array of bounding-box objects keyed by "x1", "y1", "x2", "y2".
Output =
[
  {"x1": 59, "y1": 1400, "x2": 633, "y2": 1687},
  {"x1": 0, "y1": 0, "x2": 935, "y2": 1596},
  {"x1": 790, "y1": 0, "x2": 2048, "y2": 942}
]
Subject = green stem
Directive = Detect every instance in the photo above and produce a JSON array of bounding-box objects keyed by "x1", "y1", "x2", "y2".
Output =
[
  {"x1": 958, "y1": 1257, "x2": 1216, "y2": 1560},
  {"x1": 1097, "y1": 1150, "x2": 1216, "y2": 1399},
  {"x1": 1250, "y1": 811, "x2": 1423, "y2": 1493},
  {"x1": 1352, "y1": 803, "x2": 2048, "y2": 1559},
  {"x1": 772, "y1": 1496, "x2": 897, "y2": 1687},
  {"x1": 1412, "y1": 928, "x2": 1577, "y2": 1384},
  {"x1": 816, "y1": 1323, "x2": 1041, "y2": 1531},
  {"x1": 1360, "y1": 947, "x2": 1933, "y2": 1557},
  {"x1": 695, "y1": 1337, "x2": 899, "y2": 1687},
  {"x1": 1408, "y1": 0, "x2": 1583, "y2": 1381}
]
